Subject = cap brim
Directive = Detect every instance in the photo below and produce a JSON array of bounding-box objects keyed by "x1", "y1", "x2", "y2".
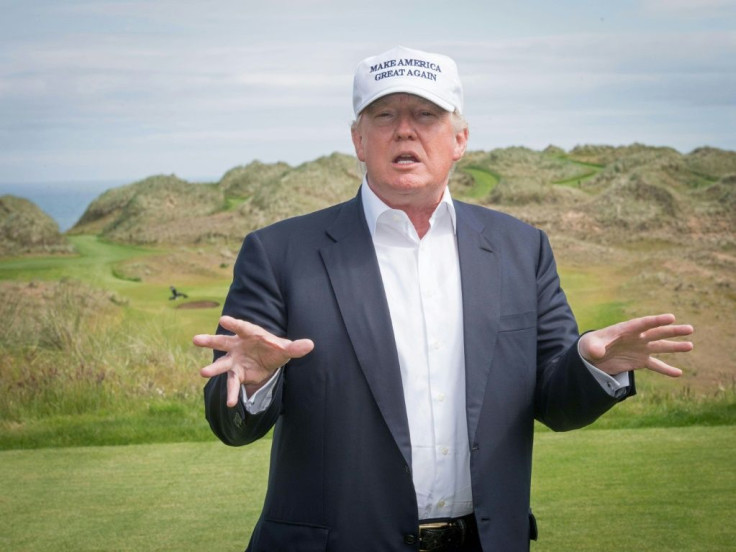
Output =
[{"x1": 356, "y1": 85, "x2": 455, "y2": 115}]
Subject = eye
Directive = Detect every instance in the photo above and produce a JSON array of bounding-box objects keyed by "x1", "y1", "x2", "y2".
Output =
[
  {"x1": 416, "y1": 109, "x2": 438, "y2": 122},
  {"x1": 371, "y1": 110, "x2": 395, "y2": 124}
]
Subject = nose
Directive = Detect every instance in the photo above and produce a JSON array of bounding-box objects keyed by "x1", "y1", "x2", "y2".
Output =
[{"x1": 394, "y1": 112, "x2": 416, "y2": 140}]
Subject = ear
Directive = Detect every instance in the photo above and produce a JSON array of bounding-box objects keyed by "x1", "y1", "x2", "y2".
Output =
[
  {"x1": 452, "y1": 127, "x2": 469, "y2": 162},
  {"x1": 351, "y1": 123, "x2": 366, "y2": 162}
]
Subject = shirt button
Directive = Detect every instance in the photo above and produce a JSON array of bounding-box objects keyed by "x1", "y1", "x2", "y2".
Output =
[
  {"x1": 436, "y1": 393, "x2": 446, "y2": 402},
  {"x1": 437, "y1": 500, "x2": 446, "y2": 509},
  {"x1": 441, "y1": 447, "x2": 449, "y2": 455},
  {"x1": 404, "y1": 533, "x2": 417, "y2": 545}
]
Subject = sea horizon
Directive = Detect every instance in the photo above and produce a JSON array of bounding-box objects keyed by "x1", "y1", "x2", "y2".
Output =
[
  {"x1": 1, "y1": 176, "x2": 217, "y2": 232},
  {"x1": 0, "y1": 180, "x2": 128, "y2": 232}
]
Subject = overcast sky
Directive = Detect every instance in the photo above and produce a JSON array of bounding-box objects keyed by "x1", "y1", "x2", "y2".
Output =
[{"x1": 1, "y1": 0, "x2": 734, "y2": 184}]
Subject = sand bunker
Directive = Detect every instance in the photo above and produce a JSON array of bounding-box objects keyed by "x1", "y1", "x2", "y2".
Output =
[{"x1": 175, "y1": 300, "x2": 220, "y2": 309}]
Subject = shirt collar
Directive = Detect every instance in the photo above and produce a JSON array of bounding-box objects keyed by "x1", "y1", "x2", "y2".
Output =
[{"x1": 360, "y1": 176, "x2": 457, "y2": 238}]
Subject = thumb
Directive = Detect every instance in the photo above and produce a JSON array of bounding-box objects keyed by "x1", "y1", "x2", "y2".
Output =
[
  {"x1": 579, "y1": 332, "x2": 606, "y2": 362},
  {"x1": 285, "y1": 338, "x2": 315, "y2": 359}
]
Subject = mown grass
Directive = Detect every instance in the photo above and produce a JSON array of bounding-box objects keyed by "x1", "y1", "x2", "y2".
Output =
[
  {"x1": 0, "y1": 426, "x2": 732, "y2": 551},
  {"x1": 559, "y1": 265, "x2": 628, "y2": 331},
  {"x1": 223, "y1": 196, "x2": 249, "y2": 211},
  {"x1": 0, "y1": 400, "x2": 213, "y2": 450},
  {"x1": 459, "y1": 166, "x2": 499, "y2": 199},
  {"x1": 530, "y1": 426, "x2": 735, "y2": 551},
  {"x1": 551, "y1": 158, "x2": 603, "y2": 188},
  {"x1": 0, "y1": 235, "x2": 154, "y2": 284},
  {"x1": 0, "y1": 440, "x2": 271, "y2": 552}
]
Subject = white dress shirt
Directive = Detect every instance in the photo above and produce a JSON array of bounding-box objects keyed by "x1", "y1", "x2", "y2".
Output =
[{"x1": 361, "y1": 180, "x2": 473, "y2": 520}]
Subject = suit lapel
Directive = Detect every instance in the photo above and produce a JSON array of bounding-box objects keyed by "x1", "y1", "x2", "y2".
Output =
[
  {"x1": 319, "y1": 195, "x2": 412, "y2": 468},
  {"x1": 455, "y1": 202, "x2": 501, "y2": 445}
]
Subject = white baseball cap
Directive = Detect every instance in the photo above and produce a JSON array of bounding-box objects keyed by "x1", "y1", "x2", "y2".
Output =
[{"x1": 352, "y1": 45, "x2": 464, "y2": 116}]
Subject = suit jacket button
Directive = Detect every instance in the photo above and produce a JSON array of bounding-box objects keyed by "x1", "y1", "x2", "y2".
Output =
[{"x1": 403, "y1": 533, "x2": 417, "y2": 545}]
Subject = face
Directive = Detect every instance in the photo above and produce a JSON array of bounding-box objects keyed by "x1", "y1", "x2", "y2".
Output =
[{"x1": 351, "y1": 93, "x2": 468, "y2": 211}]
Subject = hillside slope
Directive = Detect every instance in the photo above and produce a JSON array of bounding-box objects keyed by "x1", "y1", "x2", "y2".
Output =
[
  {"x1": 69, "y1": 153, "x2": 363, "y2": 244},
  {"x1": 457, "y1": 144, "x2": 734, "y2": 246},
  {"x1": 64, "y1": 145, "x2": 734, "y2": 250},
  {"x1": 0, "y1": 195, "x2": 73, "y2": 256},
  {"x1": 70, "y1": 174, "x2": 226, "y2": 243}
]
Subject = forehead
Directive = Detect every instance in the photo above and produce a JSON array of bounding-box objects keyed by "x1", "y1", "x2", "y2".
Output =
[{"x1": 363, "y1": 93, "x2": 448, "y2": 113}]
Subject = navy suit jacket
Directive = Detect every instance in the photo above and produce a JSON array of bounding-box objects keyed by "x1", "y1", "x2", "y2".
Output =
[{"x1": 204, "y1": 189, "x2": 633, "y2": 551}]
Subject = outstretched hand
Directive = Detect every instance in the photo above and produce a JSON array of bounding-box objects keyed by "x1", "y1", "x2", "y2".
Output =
[
  {"x1": 194, "y1": 315, "x2": 314, "y2": 407},
  {"x1": 578, "y1": 313, "x2": 693, "y2": 378}
]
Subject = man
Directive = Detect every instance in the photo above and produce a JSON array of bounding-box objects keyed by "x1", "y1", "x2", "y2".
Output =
[{"x1": 195, "y1": 46, "x2": 693, "y2": 552}]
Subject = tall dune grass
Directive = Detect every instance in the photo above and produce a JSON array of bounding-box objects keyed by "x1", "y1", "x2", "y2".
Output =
[{"x1": 0, "y1": 280, "x2": 208, "y2": 434}]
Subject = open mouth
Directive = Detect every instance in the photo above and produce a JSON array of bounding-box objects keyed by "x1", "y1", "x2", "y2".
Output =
[{"x1": 393, "y1": 154, "x2": 419, "y2": 165}]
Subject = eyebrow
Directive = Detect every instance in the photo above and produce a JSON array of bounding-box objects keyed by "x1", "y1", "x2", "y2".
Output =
[{"x1": 366, "y1": 95, "x2": 440, "y2": 113}]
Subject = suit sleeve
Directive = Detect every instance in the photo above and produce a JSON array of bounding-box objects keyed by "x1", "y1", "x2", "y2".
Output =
[
  {"x1": 532, "y1": 230, "x2": 635, "y2": 431},
  {"x1": 203, "y1": 231, "x2": 287, "y2": 446}
]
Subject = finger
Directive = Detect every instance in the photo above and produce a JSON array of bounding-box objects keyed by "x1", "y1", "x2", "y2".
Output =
[
  {"x1": 192, "y1": 333, "x2": 213, "y2": 347},
  {"x1": 642, "y1": 324, "x2": 694, "y2": 342},
  {"x1": 226, "y1": 370, "x2": 242, "y2": 407},
  {"x1": 219, "y1": 315, "x2": 269, "y2": 339},
  {"x1": 646, "y1": 356, "x2": 683, "y2": 378},
  {"x1": 621, "y1": 313, "x2": 677, "y2": 335},
  {"x1": 193, "y1": 333, "x2": 237, "y2": 351},
  {"x1": 199, "y1": 354, "x2": 232, "y2": 378},
  {"x1": 647, "y1": 339, "x2": 694, "y2": 354},
  {"x1": 219, "y1": 316, "x2": 295, "y2": 358}
]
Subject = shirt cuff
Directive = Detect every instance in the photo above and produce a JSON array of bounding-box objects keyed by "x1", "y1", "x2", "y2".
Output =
[
  {"x1": 577, "y1": 341, "x2": 630, "y2": 398},
  {"x1": 241, "y1": 368, "x2": 282, "y2": 414}
]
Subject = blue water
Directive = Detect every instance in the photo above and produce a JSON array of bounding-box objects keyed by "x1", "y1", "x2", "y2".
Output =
[{"x1": 0, "y1": 180, "x2": 127, "y2": 232}]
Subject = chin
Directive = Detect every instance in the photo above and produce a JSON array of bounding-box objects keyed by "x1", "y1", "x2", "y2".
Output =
[{"x1": 389, "y1": 173, "x2": 430, "y2": 189}]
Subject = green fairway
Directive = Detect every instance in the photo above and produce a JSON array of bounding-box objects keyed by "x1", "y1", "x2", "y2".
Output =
[
  {"x1": 0, "y1": 234, "x2": 227, "y2": 344},
  {"x1": 1, "y1": 426, "x2": 732, "y2": 551},
  {"x1": 0, "y1": 235, "x2": 155, "y2": 286},
  {"x1": 531, "y1": 426, "x2": 736, "y2": 551},
  {"x1": 461, "y1": 166, "x2": 499, "y2": 199},
  {"x1": 558, "y1": 266, "x2": 628, "y2": 332},
  {"x1": 551, "y1": 157, "x2": 603, "y2": 188}
]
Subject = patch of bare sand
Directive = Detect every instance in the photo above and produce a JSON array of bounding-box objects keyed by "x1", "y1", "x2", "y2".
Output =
[{"x1": 175, "y1": 300, "x2": 220, "y2": 310}]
